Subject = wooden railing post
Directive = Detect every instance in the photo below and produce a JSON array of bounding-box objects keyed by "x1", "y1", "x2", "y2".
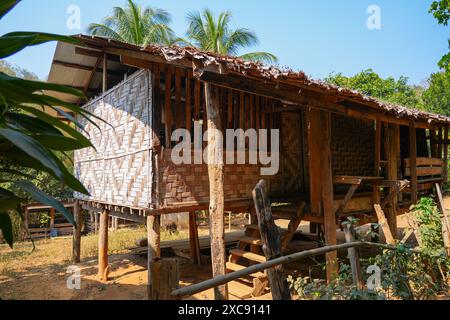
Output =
[
  {"x1": 252, "y1": 180, "x2": 291, "y2": 300},
  {"x1": 343, "y1": 225, "x2": 363, "y2": 289}
]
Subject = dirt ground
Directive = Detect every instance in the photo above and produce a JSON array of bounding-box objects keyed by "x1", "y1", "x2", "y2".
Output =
[{"x1": 1, "y1": 201, "x2": 449, "y2": 300}]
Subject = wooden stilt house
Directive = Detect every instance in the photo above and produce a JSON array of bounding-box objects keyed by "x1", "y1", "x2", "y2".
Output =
[{"x1": 47, "y1": 35, "x2": 450, "y2": 299}]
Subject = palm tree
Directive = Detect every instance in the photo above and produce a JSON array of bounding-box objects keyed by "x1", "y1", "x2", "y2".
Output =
[
  {"x1": 185, "y1": 9, "x2": 278, "y2": 64},
  {"x1": 87, "y1": 0, "x2": 180, "y2": 46}
]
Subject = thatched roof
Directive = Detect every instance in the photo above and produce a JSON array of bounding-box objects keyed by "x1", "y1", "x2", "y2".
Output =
[{"x1": 48, "y1": 35, "x2": 450, "y2": 126}]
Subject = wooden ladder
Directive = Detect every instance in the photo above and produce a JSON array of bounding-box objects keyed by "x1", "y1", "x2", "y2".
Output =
[{"x1": 226, "y1": 201, "x2": 306, "y2": 299}]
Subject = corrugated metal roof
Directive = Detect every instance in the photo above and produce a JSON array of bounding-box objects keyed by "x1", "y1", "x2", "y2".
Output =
[{"x1": 47, "y1": 34, "x2": 450, "y2": 125}]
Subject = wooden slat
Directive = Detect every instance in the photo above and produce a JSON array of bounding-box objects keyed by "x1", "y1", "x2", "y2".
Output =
[
  {"x1": 229, "y1": 249, "x2": 266, "y2": 263},
  {"x1": 175, "y1": 68, "x2": 183, "y2": 129},
  {"x1": 255, "y1": 96, "x2": 261, "y2": 130},
  {"x1": 239, "y1": 92, "x2": 245, "y2": 130},
  {"x1": 227, "y1": 89, "x2": 233, "y2": 129},
  {"x1": 194, "y1": 80, "x2": 201, "y2": 121},
  {"x1": 404, "y1": 157, "x2": 444, "y2": 167},
  {"x1": 405, "y1": 166, "x2": 444, "y2": 177},
  {"x1": 185, "y1": 71, "x2": 192, "y2": 131},
  {"x1": 164, "y1": 67, "x2": 173, "y2": 147}
]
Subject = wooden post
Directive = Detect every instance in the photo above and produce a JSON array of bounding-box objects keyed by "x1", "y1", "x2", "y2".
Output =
[
  {"x1": 204, "y1": 83, "x2": 228, "y2": 300},
  {"x1": 444, "y1": 125, "x2": 449, "y2": 185},
  {"x1": 102, "y1": 53, "x2": 108, "y2": 93},
  {"x1": 343, "y1": 225, "x2": 363, "y2": 289},
  {"x1": 72, "y1": 200, "x2": 81, "y2": 264},
  {"x1": 253, "y1": 180, "x2": 291, "y2": 300},
  {"x1": 98, "y1": 208, "x2": 109, "y2": 281},
  {"x1": 94, "y1": 212, "x2": 98, "y2": 233},
  {"x1": 386, "y1": 124, "x2": 400, "y2": 238},
  {"x1": 308, "y1": 108, "x2": 338, "y2": 282},
  {"x1": 147, "y1": 214, "x2": 161, "y2": 299},
  {"x1": 49, "y1": 208, "x2": 55, "y2": 230},
  {"x1": 409, "y1": 121, "x2": 418, "y2": 204},
  {"x1": 188, "y1": 211, "x2": 201, "y2": 264},
  {"x1": 149, "y1": 259, "x2": 180, "y2": 300}
]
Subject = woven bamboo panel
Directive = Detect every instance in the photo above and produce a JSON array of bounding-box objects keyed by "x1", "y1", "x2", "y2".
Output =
[
  {"x1": 74, "y1": 70, "x2": 153, "y2": 208},
  {"x1": 160, "y1": 150, "x2": 283, "y2": 206}
]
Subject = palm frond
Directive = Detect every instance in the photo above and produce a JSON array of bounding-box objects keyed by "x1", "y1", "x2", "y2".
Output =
[{"x1": 239, "y1": 52, "x2": 278, "y2": 64}]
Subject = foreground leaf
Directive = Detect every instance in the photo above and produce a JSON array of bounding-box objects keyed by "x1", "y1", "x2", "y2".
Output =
[{"x1": 0, "y1": 212, "x2": 13, "y2": 248}]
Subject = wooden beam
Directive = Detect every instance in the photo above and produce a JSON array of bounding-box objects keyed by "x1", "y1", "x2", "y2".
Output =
[
  {"x1": 252, "y1": 180, "x2": 291, "y2": 300},
  {"x1": 204, "y1": 83, "x2": 228, "y2": 300},
  {"x1": 98, "y1": 208, "x2": 109, "y2": 281},
  {"x1": 409, "y1": 121, "x2": 418, "y2": 204},
  {"x1": 147, "y1": 214, "x2": 161, "y2": 299},
  {"x1": 84, "y1": 57, "x2": 102, "y2": 93},
  {"x1": 53, "y1": 59, "x2": 122, "y2": 77},
  {"x1": 72, "y1": 200, "x2": 81, "y2": 263}
]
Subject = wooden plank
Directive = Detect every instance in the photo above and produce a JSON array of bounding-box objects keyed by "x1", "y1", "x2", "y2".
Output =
[
  {"x1": 175, "y1": 68, "x2": 183, "y2": 129},
  {"x1": 98, "y1": 209, "x2": 109, "y2": 281},
  {"x1": 227, "y1": 89, "x2": 233, "y2": 129},
  {"x1": 252, "y1": 180, "x2": 291, "y2": 300},
  {"x1": 239, "y1": 92, "x2": 245, "y2": 130},
  {"x1": 72, "y1": 200, "x2": 81, "y2": 263},
  {"x1": 374, "y1": 204, "x2": 395, "y2": 245},
  {"x1": 164, "y1": 67, "x2": 173, "y2": 147},
  {"x1": 405, "y1": 166, "x2": 444, "y2": 177},
  {"x1": 204, "y1": 83, "x2": 228, "y2": 300},
  {"x1": 149, "y1": 259, "x2": 179, "y2": 300},
  {"x1": 344, "y1": 225, "x2": 363, "y2": 289},
  {"x1": 404, "y1": 157, "x2": 444, "y2": 167},
  {"x1": 185, "y1": 71, "x2": 192, "y2": 131},
  {"x1": 409, "y1": 121, "x2": 418, "y2": 204},
  {"x1": 229, "y1": 249, "x2": 266, "y2": 263},
  {"x1": 444, "y1": 125, "x2": 449, "y2": 184},
  {"x1": 194, "y1": 80, "x2": 201, "y2": 121},
  {"x1": 333, "y1": 176, "x2": 363, "y2": 185}
]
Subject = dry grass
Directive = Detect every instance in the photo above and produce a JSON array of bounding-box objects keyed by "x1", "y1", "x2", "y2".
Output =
[{"x1": 0, "y1": 226, "x2": 208, "y2": 278}]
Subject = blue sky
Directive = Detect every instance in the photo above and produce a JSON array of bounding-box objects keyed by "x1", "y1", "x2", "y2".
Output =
[{"x1": 1, "y1": 0, "x2": 448, "y2": 85}]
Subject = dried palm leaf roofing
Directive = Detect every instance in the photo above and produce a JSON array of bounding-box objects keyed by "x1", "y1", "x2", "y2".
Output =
[{"x1": 48, "y1": 35, "x2": 450, "y2": 126}]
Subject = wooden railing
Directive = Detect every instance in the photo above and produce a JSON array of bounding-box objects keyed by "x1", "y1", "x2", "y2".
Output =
[{"x1": 170, "y1": 240, "x2": 419, "y2": 299}]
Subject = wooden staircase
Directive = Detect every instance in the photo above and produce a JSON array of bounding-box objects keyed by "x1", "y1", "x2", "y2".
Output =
[{"x1": 226, "y1": 201, "x2": 305, "y2": 299}]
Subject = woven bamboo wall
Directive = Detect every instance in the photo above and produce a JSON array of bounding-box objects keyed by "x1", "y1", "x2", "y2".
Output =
[{"x1": 74, "y1": 70, "x2": 153, "y2": 208}]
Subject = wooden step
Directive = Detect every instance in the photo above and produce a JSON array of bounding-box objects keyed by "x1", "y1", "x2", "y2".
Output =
[
  {"x1": 226, "y1": 262, "x2": 266, "y2": 278},
  {"x1": 238, "y1": 236, "x2": 262, "y2": 246},
  {"x1": 228, "y1": 280, "x2": 254, "y2": 300},
  {"x1": 229, "y1": 249, "x2": 266, "y2": 263}
]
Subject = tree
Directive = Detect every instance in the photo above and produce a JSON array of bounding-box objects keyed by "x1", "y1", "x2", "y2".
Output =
[
  {"x1": 422, "y1": 72, "x2": 450, "y2": 116},
  {"x1": 88, "y1": 0, "x2": 179, "y2": 46},
  {"x1": 185, "y1": 9, "x2": 278, "y2": 64},
  {"x1": 0, "y1": 0, "x2": 99, "y2": 247},
  {"x1": 325, "y1": 69, "x2": 421, "y2": 108},
  {"x1": 429, "y1": 0, "x2": 450, "y2": 72}
]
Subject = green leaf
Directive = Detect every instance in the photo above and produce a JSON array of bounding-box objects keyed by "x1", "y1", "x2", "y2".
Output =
[
  {"x1": 14, "y1": 181, "x2": 75, "y2": 225},
  {"x1": 0, "y1": 212, "x2": 13, "y2": 248},
  {"x1": 0, "y1": 33, "x2": 80, "y2": 59},
  {"x1": 0, "y1": 128, "x2": 63, "y2": 179},
  {"x1": 0, "y1": 187, "x2": 23, "y2": 212},
  {"x1": 5, "y1": 112, "x2": 62, "y2": 135},
  {"x1": 18, "y1": 105, "x2": 94, "y2": 149},
  {"x1": 32, "y1": 134, "x2": 87, "y2": 151},
  {"x1": 0, "y1": 0, "x2": 20, "y2": 20}
]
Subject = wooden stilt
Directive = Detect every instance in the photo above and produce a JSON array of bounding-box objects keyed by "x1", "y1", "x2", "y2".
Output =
[
  {"x1": 72, "y1": 200, "x2": 81, "y2": 264},
  {"x1": 204, "y1": 83, "x2": 228, "y2": 300},
  {"x1": 98, "y1": 208, "x2": 109, "y2": 281},
  {"x1": 309, "y1": 109, "x2": 337, "y2": 282},
  {"x1": 409, "y1": 121, "x2": 418, "y2": 204},
  {"x1": 147, "y1": 214, "x2": 161, "y2": 300},
  {"x1": 387, "y1": 124, "x2": 400, "y2": 238},
  {"x1": 188, "y1": 211, "x2": 201, "y2": 264},
  {"x1": 149, "y1": 259, "x2": 180, "y2": 300}
]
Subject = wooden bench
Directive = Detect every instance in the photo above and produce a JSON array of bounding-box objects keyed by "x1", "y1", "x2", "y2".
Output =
[{"x1": 404, "y1": 157, "x2": 445, "y2": 192}]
